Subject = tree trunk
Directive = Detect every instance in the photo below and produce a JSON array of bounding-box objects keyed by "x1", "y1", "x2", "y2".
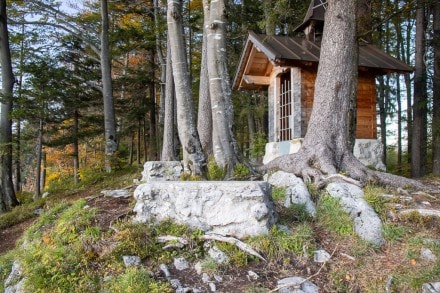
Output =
[
  {"x1": 34, "y1": 118, "x2": 43, "y2": 200},
  {"x1": 148, "y1": 49, "x2": 158, "y2": 160},
  {"x1": 73, "y1": 110, "x2": 79, "y2": 185},
  {"x1": 167, "y1": 0, "x2": 206, "y2": 175},
  {"x1": 0, "y1": 0, "x2": 19, "y2": 211},
  {"x1": 405, "y1": 21, "x2": 413, "y2": 164},
  {"x1": 261, "y1": 0, "x2": 425, "y2": 190},
  {"x1": 411, "y1": 2, "x2": 428, "y2": 178},
  {"x1": 161, "y1": 37, "x2": 178, "y2": 161},
  {"x1": 207, "y1": 0, "x2": 241, "y2": 176},
  {"x1": 197, "y1": 0, "x2": 213, "y2": 157},
  {"x1": 101, "y1": 0, "x2": 117, "y2": 172},
  {"x1": 433, "y1": 0, "x2": 440, "y2": 174}
]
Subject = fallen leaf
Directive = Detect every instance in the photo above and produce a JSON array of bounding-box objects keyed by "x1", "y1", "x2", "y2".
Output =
[{"x1": 411, "y1": 259, "x2": 417, "y2": 266}]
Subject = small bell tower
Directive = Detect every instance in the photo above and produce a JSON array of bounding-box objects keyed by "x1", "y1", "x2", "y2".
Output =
[{"x1": 294, "y1": 0, "x2": 327, "y2": 42}]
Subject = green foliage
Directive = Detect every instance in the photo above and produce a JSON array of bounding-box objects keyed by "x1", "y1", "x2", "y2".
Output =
[
  {"x1": 0, "y1": 197, "x2": 45, "y2": 230},
  {"x1": 20, "y1": 200, "x2": 101, "y2": 292},
  {"x1": 0, "y1": 251, "x2": 15, "y2": 292},
  {"x1": 383, "y1": 223, "x2": 409, "y2": 243},
  {"x1": 287, "y1": 204, "x2": 313, "y2": 223},
  {"x1": 317, "y1": 195, "x2": 353, "y2": 236},
  {"x1": 207, "y1": 156, "x2": 225, "y2": 180},
  {"x1": 248, "y1": 224, "x2": 315, "y2": 262},
  {"x1": 363, "y1": 184, "x2": 388, "y2": 220},
  {"x1": 233, "y1": 163, "x2": 250, "y2": 180},
  {"x1": 271, "y1": 186, "x2": 286, "y2": 202},
  {"x1": 179, "y1": 172, "x2": 202, "y2": 181},
  {"x1": 249, "y1": 132, "x2": 267, "y2": 159},
  {"x1": 102, "y1": 267, "x2": 172, "y2": 293}
]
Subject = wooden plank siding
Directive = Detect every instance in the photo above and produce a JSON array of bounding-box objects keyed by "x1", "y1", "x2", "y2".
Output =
[{"x1": 299, "y1": 68, "x2": 377, "y2": 139}]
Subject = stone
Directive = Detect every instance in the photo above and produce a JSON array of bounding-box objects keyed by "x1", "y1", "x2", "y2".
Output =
[
  {"x1": 202, "y1": 273, "x2": 211, "y2": 283},
  {"x1": 101, "y1": 189, "x2": 130, "y2": 198},
  {"x1": 326, "y1": 183, "x2": 384, "y2": 246},
  {"x1": 42, "y1": 192, "x2": 50, "y2": 198},
  {"x1": 122, "y1": 256, "x2": 141, "y2": 267},
  {"x1": 400, "y1": 209, "x2": 440, "y2": 218},
  {"x1": 353, "y1": 139, "x2": 386, "y2": 171},
  {"x1": 174, "y1": 257, "x2": 190, "y2": 271},
  {"x1": 422, "y1": 282, "x2": 440, "y2": 293},
  {"x1": 4, "y1": 278, "x2": 25, "y2": 293},
  {"x1": 208, "y1": 246, "x2": 229, "y2": 264},
  {"x1": 194, "y1": 262, "x2": 203, "y2": 275},
  {"x1": 277, "y1": 277, "x2": 318, "y2": 293},
  {"x1": 313, "y1": 249, "x2": 331, "y2": 263},
  {"x1": 170, "y1": 279, "x2": 182, "y2": 289},
  {"x1": 213, "y1": 275, "x2": 223, "y2": 282},
  {"x1": 420, "y1": 248, "x2": 437, "y2": 262},
  {"x1": 208, "y1": 282, "x2": 216, "y2": 292},
  {"x1": 33, "y1": 208, "x2": 44, "y2": 215},
  {"x1": 159, "y1": 264, "x2": 171, "y2": 279},
  {"x1": 266, "y1": 171, "x2": 316, "y2": 217},
  {"x1": 141, "y1": 161, "x2": 183, "y2": 182},
  {"x1": 5, "y1": 260, "x2": 22, "y2": 288},
  {"x1": 133, "y1": 181, "x2": 277, "y2": 239},
  {"x1": 247, "y1": 270, "x2": 259, "y2": 280}
]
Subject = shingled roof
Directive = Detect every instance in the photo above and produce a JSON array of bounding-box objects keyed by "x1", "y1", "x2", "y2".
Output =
[{"x1": 233, "y1": 32, "x2": 414, "y2": 90}]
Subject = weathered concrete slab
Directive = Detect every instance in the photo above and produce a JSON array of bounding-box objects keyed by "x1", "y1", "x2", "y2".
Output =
[
  {"x1": 133, "y1": 181, "x2": 277, "y2": 238},
  {"x1": 141, "y1": 161, "x2": 183, "y2": 182}
]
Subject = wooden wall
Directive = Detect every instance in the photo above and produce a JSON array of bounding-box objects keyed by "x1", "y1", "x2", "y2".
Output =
[{"x1": 298, "y1": 68, "x2": 377, "y2": 139}]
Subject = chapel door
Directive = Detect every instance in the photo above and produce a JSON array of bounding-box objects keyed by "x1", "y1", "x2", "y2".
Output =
[{"x1": 278, "y1": 71, "x2": 292, "y2": 141}]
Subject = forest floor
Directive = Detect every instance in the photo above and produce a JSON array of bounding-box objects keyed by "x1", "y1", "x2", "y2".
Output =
[{"x1": 0, "y1": 169, "x2": 439, "y2": 292}]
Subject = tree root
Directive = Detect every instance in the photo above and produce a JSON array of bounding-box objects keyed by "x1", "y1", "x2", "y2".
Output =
[{"x1": 259, "y1": 149, "x2": 435, "y2": 192}]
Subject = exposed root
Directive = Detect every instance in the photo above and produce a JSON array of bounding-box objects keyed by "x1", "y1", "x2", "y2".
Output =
[{"x1": 260, "y1": 148, "x2": 434, "y2": 192}]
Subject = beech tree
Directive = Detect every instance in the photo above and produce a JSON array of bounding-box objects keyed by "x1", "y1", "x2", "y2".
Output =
[
  {"x1": 262, "y1": 0, "x2": 424, "y2": 190},
  {"x1": 167, "y1": 0, "x2": 206, "y2": 175},
  {"x1": 206, "y1": 0, "x2": 242, "y2": 176},
  {"x1": 0, "y1": 0, "x2": 19, "y2": 211}
]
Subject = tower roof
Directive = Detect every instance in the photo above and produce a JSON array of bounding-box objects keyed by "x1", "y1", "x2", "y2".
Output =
[{"x1": 294, "y1": 0, "x2": 326, "y2": 33}]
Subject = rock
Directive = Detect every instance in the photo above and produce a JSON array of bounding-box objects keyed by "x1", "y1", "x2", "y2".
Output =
[
  {"x1": 141, "y1": 161, "x2": 183, "y2": 182},
  {"x1": 213, "y1": 275, "x2": 223, "y2": 282},
  {"x1": 5, "y1": 260, "x2": 22, "y2": 288},
  {"x1": 208, "y1": 282, "x2": 216, "y2": 292},
  {"x1": 400, "y1": 209, "x2": 440, "y2": 218},
  {"x1": 194, "y1": 262, "x2": 203, "y2": 275},
  {"x1": 397, "y1": 187, "x2": 410, "y2": 197},
  {"x1": 265, "y1": 171, "x2": 316, "y2": 217},
  {"x1": 174, "y1": 257, "x2": 190, "y2": 271},
  {"x1": 170, "y1": 278, "x2": 182, "y2": 289},
  {"x1": 420, "y1": 248, "x2": 438, "y2": 262},
  {"x1": 277, "y1": 224, "x2": 292, "y2": 234},
  {"x1": 202, "y1": 273, "x2": 211, "y2": 283},
  {"x1": 33, "y1": 208, "x2": 44, "y2": 215},
  {"x1": 422, "y1": 282, "x2": 440, "y2": 293},
  {"x1": 313, "y1": 249, "x2": 331, "y2": 263},
  {"x1": 101, "y1": 189, "x2": 130, "y2": 198},
  {"x1": 277, "y1": 277, "x2": 318, "y2": 293},
  {"x1": 4, "y1": 278, "x2": 25, "y2": 293},
  {"x1": 326, "y1": 183, "x2": 384, "y2": 246},
  {"x1": 208, "y1": 246, "x2": 229, "y2": 264},
  {"x1": 353, "y1": 139, "x2": 386, "y2": 171},
  {"x1": 122, "y1": 256, "x2": 141, "y2": 267},
  {"x1": 247, "y1": 270, "x2": 259, "y2": 280},
  {"x1": 42, "y1": 192, "x2": 50, "y2": 198},
  {"x1": 133, "y1": 181, "x2": 277, "y2": 239},
  {"x1": 159, "y1": 264, "x2": 171, "y2": 279}
]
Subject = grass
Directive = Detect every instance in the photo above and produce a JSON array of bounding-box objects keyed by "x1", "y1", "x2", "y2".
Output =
[
  {"x1": 1, "y1": 166, "x2": 439, "y2": 292},
  {"x1": 316, "y1": 195, "x2": 354, "y2": 237}
]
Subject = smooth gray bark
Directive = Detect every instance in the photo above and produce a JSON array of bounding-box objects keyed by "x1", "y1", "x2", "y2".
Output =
[
  {"x1": 0, "y1": 0, "x2": 19, "y2": 211},
  {"x1": 207, "y1": 0, "x2": 240, "y2": 176},
  {"x1": 197, "y1": 0, "x2": 213, "y2": 157},
  {"x1": 101, "y1": 0, "x2": 117, "y2": 172},
  {"x1": 161, "y1": 37, "x2": 177, "y2": 161},
  {"x1": 167, "y1": 0, "x2": 206, "y2": 175}
]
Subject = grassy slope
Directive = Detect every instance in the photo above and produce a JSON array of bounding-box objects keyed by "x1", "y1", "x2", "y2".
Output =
[{"x1": 1, "y1": 166, "x2": 439, "y2": 292}]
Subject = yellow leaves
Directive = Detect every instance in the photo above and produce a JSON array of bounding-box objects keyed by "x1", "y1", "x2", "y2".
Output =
[{"x1": 118, "y1": 13, "x2": 143, "y2": 30}]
